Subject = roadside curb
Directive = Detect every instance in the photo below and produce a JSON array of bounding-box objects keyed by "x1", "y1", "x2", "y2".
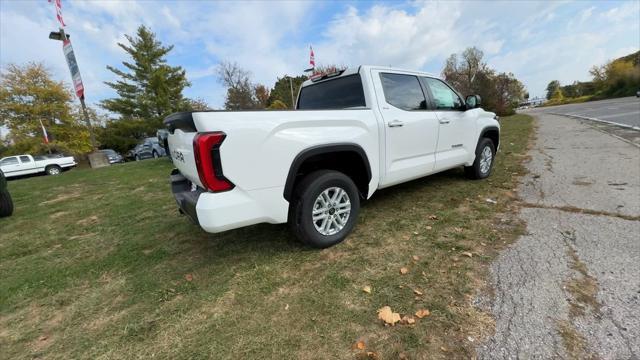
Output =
[
  {"x1": 549, "y1": 112, "x2": 640, "y2": 131},
  {"x1": 549, "y1": 113, "x2": 640, "y2": 149}
]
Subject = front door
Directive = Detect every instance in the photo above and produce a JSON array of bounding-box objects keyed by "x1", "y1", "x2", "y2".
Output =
[
  {"x1": 422, "y1": 77, "x2": 474, "y2": 170},
  {"x1": 372, "y1": 71, "x2": 440, "y2": 187}
]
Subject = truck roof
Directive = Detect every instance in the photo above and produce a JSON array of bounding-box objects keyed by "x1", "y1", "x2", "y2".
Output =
[{"x1": 301, "y1": 65, "x2": 440, "y2": 87}]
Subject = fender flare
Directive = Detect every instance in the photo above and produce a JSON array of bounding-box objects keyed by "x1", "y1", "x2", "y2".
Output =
[
  {"x1": 283, "y1": 143, "x2": 372, "y2": 201},
  {"x1": 479, "y1": 126, "x2": 500, "y2": 149}
]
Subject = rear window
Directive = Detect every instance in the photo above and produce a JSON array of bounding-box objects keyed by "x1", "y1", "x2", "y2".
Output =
[{"x1": 298, "y1": 74, "x2": 366, "y2": 110}]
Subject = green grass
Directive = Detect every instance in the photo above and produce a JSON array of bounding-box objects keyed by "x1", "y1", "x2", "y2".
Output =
[{"x1": 0, "y1": 114, "x2": 534, "y2": 359}]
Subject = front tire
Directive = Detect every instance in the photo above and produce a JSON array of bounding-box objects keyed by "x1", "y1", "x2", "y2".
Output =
[
  {"x1": 289, "y1": 170, "x2": 360, "y2": 248},
  {"x1": 46, "y1": 165, "x2": 62, "y2": 176},
  {"x1": 0, "y1": 190, "x2": 13, "y2": 217},
  {"x1": 465, "y1": 138, "x2": 496, "y2": 179}
]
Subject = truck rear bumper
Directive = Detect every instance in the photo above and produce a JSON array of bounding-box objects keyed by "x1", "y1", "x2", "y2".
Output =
[{"x1": 169, "y1": 169, "x2": 289, "y2": 233}]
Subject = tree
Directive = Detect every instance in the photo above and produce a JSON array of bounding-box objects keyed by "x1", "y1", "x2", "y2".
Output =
[
  {"x1": 267, "y1": 75, "x2": 306, "y2": 109},
  {"x1": 267, "y1": 99, "x2": 288, "y2": 110},
  {"x1": 101, "y1": 25, "x2": 190, "y2": 128},
  {"x1": 545, "y1": 80, "x2": 561, "y2": 100},
  {"x1": 0, "y1": 62, "x2": 92, "y2": 155},
  {"x1": 185, "y1": 98, "x2": 211, "y2": 111},
  {"x1": 254, "y1": 84, "x2": 270, "y2": 109},
  {"x1": 217, "y1": 61, "x2": 262, "y2": 110},
  {"x1": 97, "y1": 118, "x2": 150, "y2": 154},
  {"x1": 442, "y1": 47, "x2": 525, "y2": 115}
]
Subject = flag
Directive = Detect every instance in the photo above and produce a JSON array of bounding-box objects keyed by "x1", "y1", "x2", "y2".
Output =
[
  {"x1": 49, "y1": 0, "x2": 66, "y2": 27},
  {"x1": 309, "y1": 46, "x2": 315, "y2": 68},
  {"x1": 39, "y1": 119, "x2": 50, "y2": 144}
]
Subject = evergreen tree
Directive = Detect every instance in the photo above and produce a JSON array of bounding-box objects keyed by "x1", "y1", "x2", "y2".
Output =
[
  {"x1": 267, "y1": 75, "x2": 306, "y2": 109},
  {"x1": 0, "y1": 62, "x2": 91, "y2": 155},
  {"x1": 101, "y1": 25, "x2": 190, "y2": 128}
]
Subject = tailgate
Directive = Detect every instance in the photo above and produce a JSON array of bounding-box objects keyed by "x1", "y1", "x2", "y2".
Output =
[{"x1": 165, "y1": 112, "x2": 202, "y2": 187}]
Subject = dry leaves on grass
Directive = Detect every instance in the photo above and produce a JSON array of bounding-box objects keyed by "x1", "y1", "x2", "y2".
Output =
[
  {"x1": 462, "y1": 251, "x2": 473, "y2": 258},
  {"x1": 377, "y1": 306, "x2": 401, "y2": 326},
  {"x1": 399, "y1": 267, "x2": 409, "y2": 275},
  {"x1": 412, "y1": 255, "x2": 419, "y2": 261},
  {"x1": 401, "y1": 316, "x2": 416, "y2": 325},
  {"x1": 428, "y1": 214, "x2": 439, "y2": 220},
  {"x1": 362, "y1": 286, "x2": 372, "y2": 294},
  {"x1": 353, "y1": 341, "x2": 366, "y2": 350},
  {"x1": 415, "y1": 309, "x2": 431, "y2": 318},
  {"x1": 184, "y1": 274, "x2": 194, "y2": 282},
  {"x1": 413, "y1": 289, "x2": 423, "y2": 296}
]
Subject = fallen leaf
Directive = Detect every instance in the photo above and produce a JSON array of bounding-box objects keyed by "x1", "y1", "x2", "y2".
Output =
[
  {"x1": 362, "y1": 286, "x2": 372, "y2": 294},
  {"x1": 378, "y1": 306, "x2": 401, "y2": 326},
  {"x1": 440, "y1": 346, "x2": 448, "y2": 352},
  {"x1": 485, "y1": 198, "x2": 497, "y2": 204},
  {"x1": 38, "y1": 335, "x2": 48, "y2": 341},
  {"x1": 412, "y1": 255, "x2": 419, "y2": 261},
  {"x1": 401, "y1": 315, "x2": 416, "y2": 325},
  {"x1": 285, "y1": 304, "x2": 289, "y2": 310},
  {"x1": 399, "y1": 267, "x2": 409, "y2": 275},
  {"x1": 453, "y1": 227, "x2": 464, "y2": 233},
  {"x1": 415, "y1": 309, "x2": 431, "y2": 318},
  {"x1": 428, "y1": 214, "x2": 438, "y2": 220},
  {"x1": 413, "y1": 289, "x2": 423, "y2": 296},
  {"x1": 354, "y1": 340, "x2": 366, "y2": 350},
  {"x1": 462, "y1": 251, "x2": 473, "y2": 258},
  {"x1": 184, "y1": 274, "x2": 193, "y2": 282},
  {"x1": 425, "y1": 226, "x2": 433, "y2": 230},
  {"x1": 480, "y1": 242, "x2": 487, "y2": 246},
  {"x1": 413, "y1": 231, "x2": 419, "y2": 235}
]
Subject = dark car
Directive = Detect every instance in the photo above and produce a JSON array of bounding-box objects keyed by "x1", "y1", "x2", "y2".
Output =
[
  {"x1": 0, "y1": 169, "x2": 13, "y2": 217},
  {"x1": 99, "y1": 149, "x2": 124, "y2": 164},
  {"x1": 129, "y1": 137, "x2": 166, "y2": 161}
]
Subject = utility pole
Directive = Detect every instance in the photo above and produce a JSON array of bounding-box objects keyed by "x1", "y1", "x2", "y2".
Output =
[{"x1": 288, "y1": 76, "x2": 295, "y2": 109}]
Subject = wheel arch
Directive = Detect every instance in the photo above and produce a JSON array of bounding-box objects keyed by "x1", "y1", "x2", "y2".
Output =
[
  {"x1": 283, "y1": 143, "x2": 372, "y2": 202},
  {"x1": 479, "y1": 126, "x2": 500, "y2": 150}
]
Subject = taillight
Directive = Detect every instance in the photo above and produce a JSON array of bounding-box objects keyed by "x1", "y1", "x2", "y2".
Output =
[{"x1": 192, "y1": 132, "x2": 234, "y2": 192}]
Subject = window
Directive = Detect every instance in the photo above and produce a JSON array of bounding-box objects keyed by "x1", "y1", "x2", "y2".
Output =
[
  {"x1": 423, "y1": 77, "x2": 464, "y2": 110},
  {"x1": 298, "y1": 74, "x2": 366, "y2": 110},
  {"x1": 380, "y1": 73, "x2": 427, "y2": 111},
  {"x1": 1, "y1": 157, "x2": 18, "y2": 166},
  {"x1": 19, "y1": 156, "x2": 31, "y2": 163}
]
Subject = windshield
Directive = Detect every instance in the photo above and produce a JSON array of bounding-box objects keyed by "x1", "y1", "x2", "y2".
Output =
[
  {"x1": 145, "y1": 137, "x2": 159, "y2": 143},
  {"x1": 101, "y1": 149, "x2": 117, "y2": 155},
  {"x1": 297, "y1": 74, "x2": 366, "y2": 110}
]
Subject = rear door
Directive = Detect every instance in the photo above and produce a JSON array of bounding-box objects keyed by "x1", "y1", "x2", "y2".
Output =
[
  {"x1": 422, "y1": 77, "x2": 474, "y2": 170},
  {"x1": 371, "y1": 71, "x2": 440, "y2": 186}
]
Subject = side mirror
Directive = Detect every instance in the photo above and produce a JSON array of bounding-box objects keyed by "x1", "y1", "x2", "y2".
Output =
[{"x1": 465, "y1": 95, "x2": 481, "y2": 109}]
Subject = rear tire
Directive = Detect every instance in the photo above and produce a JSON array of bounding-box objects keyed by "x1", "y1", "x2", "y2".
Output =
[
  {"x1": 289, "y1": 170, "x2": 360, "y2": 248},
  {"x1": 465, "y1": 138, "x2": 495, "y2": 180},
  {"x1": 46, "y1": 165, "x2": 62, "y2": 176},
  {"x1": 0, "y1": 190, "x2": 13, "y2": 217}
]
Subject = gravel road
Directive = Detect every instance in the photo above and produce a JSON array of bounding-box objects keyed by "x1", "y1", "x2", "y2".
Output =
[{"x1": 478, "y1": 113, "x2": 640, "y2": 359}]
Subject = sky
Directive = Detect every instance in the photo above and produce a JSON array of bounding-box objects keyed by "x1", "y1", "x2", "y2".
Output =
[{"x1": 1, "y1": 0, "x2": 639, "y2": 124}]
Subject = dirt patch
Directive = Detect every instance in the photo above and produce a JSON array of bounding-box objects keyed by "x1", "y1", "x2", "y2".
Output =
[
  {"x1": 50, "y1": 211, "x2": 70, "y2": 219},
  {"x1": 40, "y1": 187, "x2": 83, "y2": 205},
  {"x1": 556, "y1": 320, "x2": 597, "y2": 360}
]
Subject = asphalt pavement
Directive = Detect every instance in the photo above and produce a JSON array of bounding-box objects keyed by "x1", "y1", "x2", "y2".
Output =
[
  {"x1": 477, "y1": 113, "x2": 640, "y2": 359},
  {"x1": 530, "y1": 96, "x2": 640, "y2": 129}
]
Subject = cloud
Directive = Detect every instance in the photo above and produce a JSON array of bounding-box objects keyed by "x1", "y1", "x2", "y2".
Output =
[{"x1": 1, "y1": 0, "x2": 639, "y2": 108}]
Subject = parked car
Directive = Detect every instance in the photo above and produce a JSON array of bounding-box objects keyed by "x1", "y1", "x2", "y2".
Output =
[
  {"x1": 0, "y1": 154, "x2": 76, "y2": 178},
  {"x1": 129, "y1": 137, "x2": 166, "y2": 161},
  {"x1": 0, "y1": 169, "x2": 13, "y2": 217},
  {"x1": 165, "y1": 65, "x2": 499, "y2": 248},
  {"x1": 99, "y1": 149, "x2": 124, "y2": 164}
]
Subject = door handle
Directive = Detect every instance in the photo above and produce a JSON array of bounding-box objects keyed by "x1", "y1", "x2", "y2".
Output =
[
  {"x1": 388, "y1": 120, "x2": 404, "y2": 127},
  {"x1": 439, "y1": 119, "x2": 450, "y2": 124}
]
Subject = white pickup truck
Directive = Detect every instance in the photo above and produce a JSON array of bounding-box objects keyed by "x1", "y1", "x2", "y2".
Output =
[
  {"x1": 0, "y1": 154, "x2": 77, "y2": 178},
  {"x1": 166, "y1": 66, "x2": 500, "y2": 248}
]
